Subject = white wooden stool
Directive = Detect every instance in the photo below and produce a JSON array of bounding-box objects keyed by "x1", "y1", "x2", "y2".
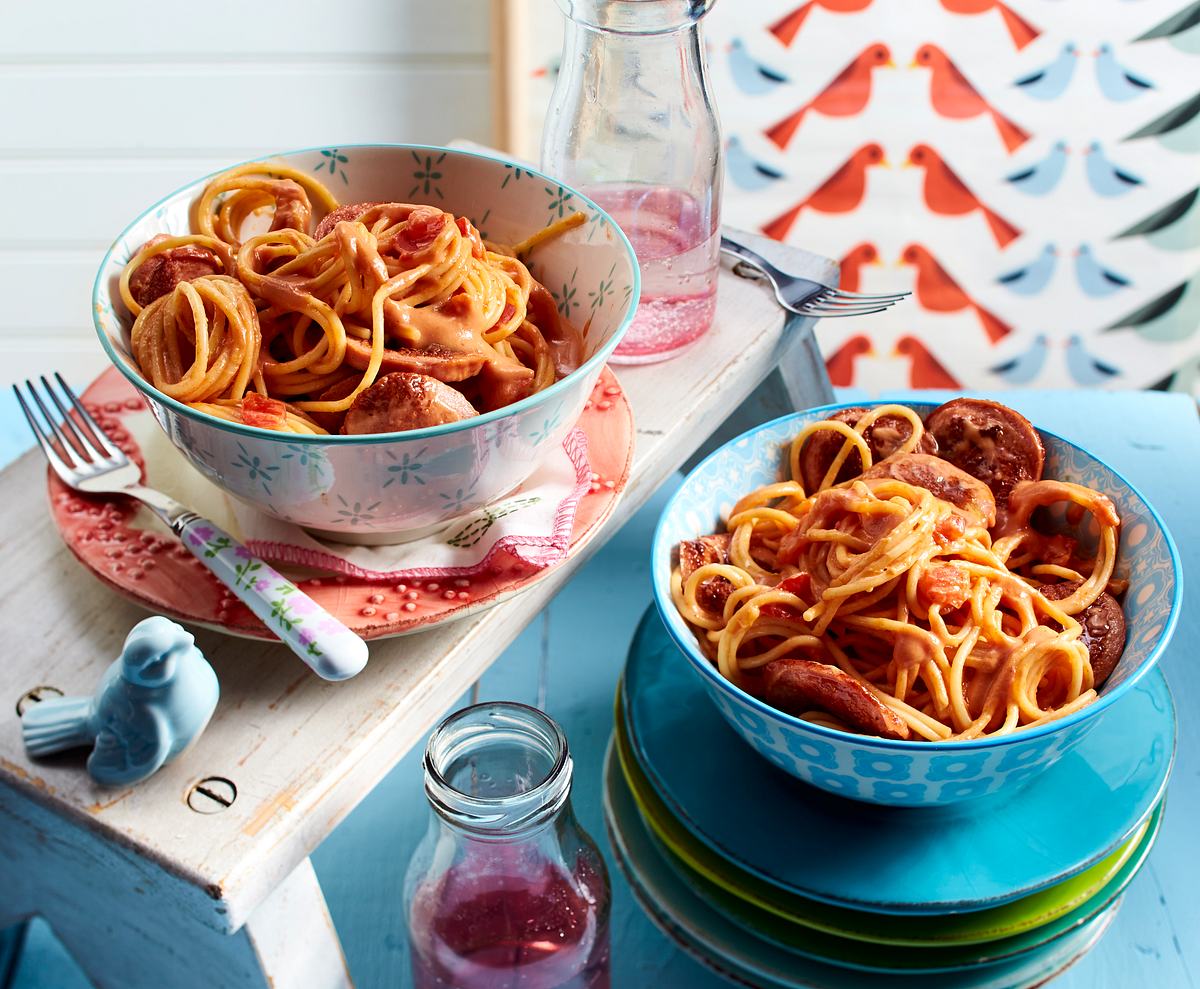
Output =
[{"x1": 0, "y1": 246, "x2": 835, "y2": 988}]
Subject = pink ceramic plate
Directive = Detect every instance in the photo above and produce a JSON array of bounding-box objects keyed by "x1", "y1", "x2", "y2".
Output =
[{"x1": 47, "y1": 366, "x2": 633, "y2": 640}]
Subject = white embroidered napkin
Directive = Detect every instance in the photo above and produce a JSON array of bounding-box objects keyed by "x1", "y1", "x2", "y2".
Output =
[{"x1": 228, "y1": 428, "x2": 591, "y2": 581}]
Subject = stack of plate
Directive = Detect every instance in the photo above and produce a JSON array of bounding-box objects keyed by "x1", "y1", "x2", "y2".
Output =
[{"x1": 606, "y1": 607, "x2": 1176, "y2": 989}]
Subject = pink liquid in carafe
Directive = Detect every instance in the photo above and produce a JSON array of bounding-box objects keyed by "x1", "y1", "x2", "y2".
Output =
[
  {"x1": 410, "y1": 847, "x2": 610, "y2": 989},
  {"x1": 587, "y1": 185, "x2": 719, "y2": 364}
]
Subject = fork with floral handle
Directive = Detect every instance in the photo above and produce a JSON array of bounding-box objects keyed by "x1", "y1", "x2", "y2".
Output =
[{"x1": 14, "y1": 373, "x2": 369, "y2": 681}]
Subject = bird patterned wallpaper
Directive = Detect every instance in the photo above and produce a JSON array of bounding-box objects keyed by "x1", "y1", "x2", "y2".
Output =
[{"x1": 523, "y1": 0, "x2": 1200, "y2": 395}]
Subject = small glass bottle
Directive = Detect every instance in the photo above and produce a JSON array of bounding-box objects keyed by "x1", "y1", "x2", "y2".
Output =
[
  {"x1": 404, "y1": 702, "x2": 611, "y2": 989},
  {"x1": 541, "y1": 0, "x2": 722, "y2": 364}
]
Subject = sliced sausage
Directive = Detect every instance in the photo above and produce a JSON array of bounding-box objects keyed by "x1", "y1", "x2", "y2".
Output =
[
  {"x1": 305, "y1": 376, "x2": 359, "y2": 433},
  {"x1": 341, "y1": 372, "x2": 478, "y2": 435},
  {"x1": 343, "y1": 337, "x2": 486, "y2": 382},
  {"x1": 762, "y1": 660, "x2": 910, "y2": 740},
  {"x1": 679, "y1": 533, "x2": 734, "y2": 614},
  {"x1": 313, "y1": 202, "x2": 382, "y2": 240},
  {"x1": 799, "y1": 407, "x2": 937, "y2": 493},
  {"x1": 862, "y1": 452, "x2": 997, "y2": 528},
  {"x1": 1039, "y1": 580, "x2": 1125, "y2": 687},
  {"x1": 128, "y1": 235, "x2": 224, "y2": 307},
  {"x1": 925, "y1": 399, "x2": 1044, "y2": 502},
  {"x1": 527, "y1": 282, "x2": 585, "y2": 379}
]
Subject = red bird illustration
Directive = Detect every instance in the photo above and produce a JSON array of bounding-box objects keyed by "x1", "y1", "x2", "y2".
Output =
[
  {"x1": 825, "y1": 334, "x2": 873, "y2": 386},
  {"x1": 765, "y1": 44, "x2": 893, "y2": 150},
  {"x1": 894, "y1": 336, "x2": 962, "y2": 388},
  {"x1": 899, "y1": 243, "x2": 1012, "y2": 343},
  {"x1": 938, "y1": 0, "x2": 1040, "y2": 51},
  {"x1": 839, "y1": 242, "x2": 881, "y2": 294},
  {"x1": 905, "y1": 144, "x2": 1021, "y2": 248},
  {"x1": 912, "y1": 44, "x2": 1030, "y2": 153},
  {"x1": 770, "y1": 0, "x2": 876, "y2": 48},
  {"x1": 762, "y1": 143, "x2": 887, "y2": 241}
]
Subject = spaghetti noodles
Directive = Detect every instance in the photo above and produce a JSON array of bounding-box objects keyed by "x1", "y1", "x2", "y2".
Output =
[
  {"x1": 119, "y1": 163, "x2": 586, "y2": 435},
  {"x1": 671, "y1": 401, "x2": 1126, "y2": 742}
]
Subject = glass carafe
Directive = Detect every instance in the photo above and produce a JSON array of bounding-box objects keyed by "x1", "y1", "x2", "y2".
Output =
[
  {"x1": 541, "y1": 0, "x2": 722, "y2": 364},
  {"x1": 404, "y1": 702, "x2": 611, "y2": 989}
]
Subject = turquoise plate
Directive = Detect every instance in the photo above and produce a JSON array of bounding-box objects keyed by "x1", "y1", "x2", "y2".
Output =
[
  {"x1": 623, "y1": 606, "x2": 1175, "y2": 915},
  {"x1": 604, "y1": 743, "x2": 1122, "y2": 989}
]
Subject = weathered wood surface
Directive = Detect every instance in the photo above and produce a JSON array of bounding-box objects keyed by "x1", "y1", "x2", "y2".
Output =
[{"x1": 0, "y1": 250, "x2": 832, "y2": 937}]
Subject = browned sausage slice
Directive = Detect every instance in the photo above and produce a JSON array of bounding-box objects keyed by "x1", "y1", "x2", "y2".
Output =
[
  {"x1": 342, "y1": 372, "x2": 478, "y2": 434},
  {"x1": 799, "y1": 407, "x2": 937, "y2": 493},
  {"x1": 313, "y1": 202, "x2": 382, "y2": 240},
  {"x1": 1039, "y1": 580, "x2": 1126, "y2": 687},
  {"x1": 762, "y1": 659, "x2": 910, "y2": 740},
  {"x1": 925, "y1": 399, "x2": 1045, "y2": 501},
  {"x1": 862, "y1": 452, "x2": 997, "y2": 528},
  {"x1": 679, "y1": 533, "x2": 734, "y2": 614},
  {"x1": 128, "y1": 235, "x2": 224, "y2": 307}
]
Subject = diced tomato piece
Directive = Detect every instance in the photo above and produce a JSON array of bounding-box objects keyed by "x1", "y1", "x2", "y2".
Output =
[
  {"x1": 933, "y1": 513, "x2": 966, "y2": 548},
  {"x1": 394, "y1": 207, "x2": 446, "y2": 257},
  {"x1": 456, "y1": 215, "x2": 485, "y2": 258},
  {"x1": 918, "y1": 564, "x2": 971, "y2": 610},
  {"x1": 240, "y1": 393, "x2": 288, "y2": 429},
  {"x1": 778, "y1": 573, "x2": 813, "y2": 602}
]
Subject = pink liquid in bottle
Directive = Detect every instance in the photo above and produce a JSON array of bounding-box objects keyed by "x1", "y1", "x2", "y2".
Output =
[
  {"x1": 587, "y1": 185, "x2": 719, "y2": 365},
  {"x1": 410, "y1": 846, "x2": 610, "y2": 989}
]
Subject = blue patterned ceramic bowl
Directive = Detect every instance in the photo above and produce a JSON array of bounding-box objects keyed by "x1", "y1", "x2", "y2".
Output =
[
  {"x1": 92, "y1": 145, "x2": 638, "y2": 541},
  {"x1": 651, "y1": 402, "x2": 1182, "y2": 807}
]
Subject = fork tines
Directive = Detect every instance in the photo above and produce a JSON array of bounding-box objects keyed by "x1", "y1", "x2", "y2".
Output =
[{"x1": 13, "y1": 373, "x2": 125, "y2": 474}]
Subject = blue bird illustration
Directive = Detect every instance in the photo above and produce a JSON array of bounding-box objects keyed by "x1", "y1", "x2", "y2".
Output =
[
  {"x1": 1094, "y1": 43, "x2": 1154, "y2": 101},
  {"x1": 1084, "y1": 142, "x2": 1143, "y2": 197},
  {"x1": 1006, "y1": 141, "x2": 1068, "y2": 196},
  {"x1": 1074, "y1": 244, "x2": 1131, "y2": 297},
  {"x1": 1013, "y1": 43, "x2": 1079, "y2": 100},
  {"x1": 725, "y1": 135, "x2": 785, "y2": 191},
  {"x1": 997, "y1": 244, "x2": 1057, "y2": 295},
  {"x1": 21, "y1": 617, "x2": 219, "y2": 787},
  {"x1": 1104, "y1": 272, "x2": 1200, "y2": 343},
  {"x1": 1116, "y1": 188, "x2": 1200, "y2": 251},
  {"x1": 1066, "y1": 334, "x2": 1120, "y2": 385},
  {"x1": 990, "y1": 333, "x2": 1049, "y2": 384},
  {"x1": 727, "y1": 38, "x2": 790, "y2": 95}
]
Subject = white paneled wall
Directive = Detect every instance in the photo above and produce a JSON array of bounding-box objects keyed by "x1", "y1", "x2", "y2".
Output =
[{"x1": 0, "y1": 1, "x2": 496, "y2": 385}]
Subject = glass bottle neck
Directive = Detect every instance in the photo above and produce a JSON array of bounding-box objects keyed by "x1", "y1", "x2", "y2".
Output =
[
  {"x1": 555, "y1": 0, "x2": 716, "y2": 35},
  {"x1": 423, "y1": 702, "x2": 573, "y2": 839}
]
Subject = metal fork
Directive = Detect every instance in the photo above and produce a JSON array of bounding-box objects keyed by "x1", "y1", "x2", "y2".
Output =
[
  {"x1": 720, "y1": 231, "x2": 909, "y2": 317},
  {"x1": 14, "y1": 374, "x2": 369, "y2": 681}
]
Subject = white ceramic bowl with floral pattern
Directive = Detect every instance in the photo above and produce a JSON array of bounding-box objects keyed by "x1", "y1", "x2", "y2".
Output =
[
  {"x1": 651, "y1": 403, "x2": 1182, "y2": 806},
  {"x1": 92, "y1": 145, "x2": 639, "y2": 541}
]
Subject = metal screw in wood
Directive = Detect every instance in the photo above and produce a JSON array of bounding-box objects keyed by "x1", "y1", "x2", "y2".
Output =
[
  {"x1": 186, "y1": 777, "x2": 238, "y2": 814},
  {"x1": 16, "y1": 685, "x2": 63, "y2": 717}
]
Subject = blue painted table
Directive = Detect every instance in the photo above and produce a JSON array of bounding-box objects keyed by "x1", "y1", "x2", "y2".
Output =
[{"x1": 3, "y1": 389, "x2": 1197, "y2": 988}]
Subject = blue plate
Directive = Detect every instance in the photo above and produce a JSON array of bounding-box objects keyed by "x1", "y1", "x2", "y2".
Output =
[
  {"x1": 604, "y1": 743, "x2": 1122, "y2": 989},
  {"x1": 623, "y1": 606, "x2": 1176, "y2": 915}
]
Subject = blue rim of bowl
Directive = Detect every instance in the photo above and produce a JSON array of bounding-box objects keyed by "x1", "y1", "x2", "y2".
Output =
[
  {"x1": 90, "y1": 142, "x2": 642, "y2": 445},
  {"x1": 651, "y1": 400, "x2": 1185, "y2": 752}
]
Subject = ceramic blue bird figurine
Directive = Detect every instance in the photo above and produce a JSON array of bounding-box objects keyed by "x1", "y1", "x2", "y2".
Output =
[
  {"x1": 990, "y1": 334, "x2": 1049, "y2": 385},
  {"x1": 1074, "y1": 244, "x2": 1131, "y2": 297},
  {"x1": 1066, "y1": 334, "x2": 1120, "y2": 385},
  {"x1": 1006, "y1": 141, "x2": 1068, "y2": 196},
  {"x1": 997, "y1": 244, "x2": 1057, "y2": 295},
  {"x1": 1094, "y1": 43, "x2": 1154, "y2": 101},
  {"x1": 727, "y1": 38, "x2": 789, "y2": 95},
  {"x1": 726, "y1": 135, "x2": 785, "y2": 191},
  {"x1": 1105, "y1": 273, "x2": 1200, "y2": 343},
  {"x1": 21, "y1": 617, "x2": 219, "y2": 787},
  {"x1": 1013, "y1": 43, "x2": 1079, "y2": 100},
  {"x1": 1084, "y1": 142, "x2": 1143, "y2": 197}
]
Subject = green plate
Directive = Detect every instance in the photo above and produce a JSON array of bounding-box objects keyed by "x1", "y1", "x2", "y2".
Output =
[{"x1": 614, "y1": 686, "x2": 1160, "y2": 951}]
